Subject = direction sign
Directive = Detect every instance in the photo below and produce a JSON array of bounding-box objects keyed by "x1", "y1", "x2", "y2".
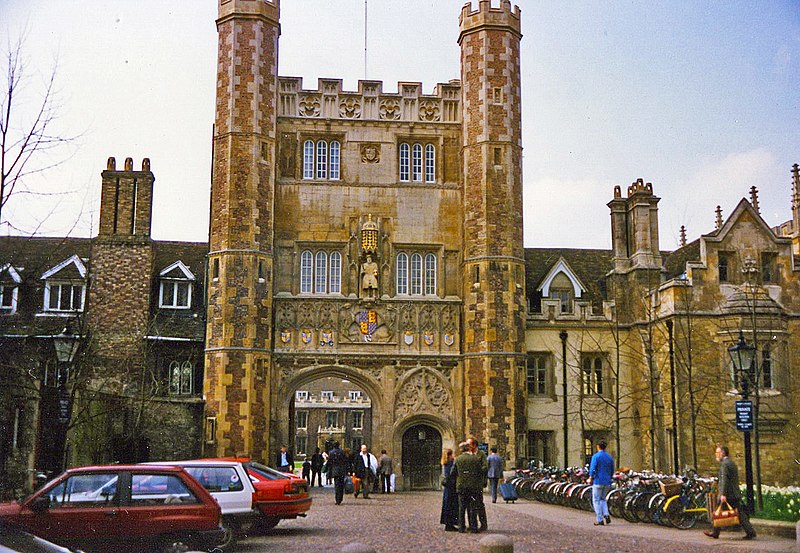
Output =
[{"x1": 735, "y1": 400, "x2": 753, "y2": 431}]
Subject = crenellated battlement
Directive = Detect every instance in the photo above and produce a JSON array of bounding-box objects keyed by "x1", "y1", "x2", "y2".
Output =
[
  {"x1": 459, "y1": 0, "x2": 521, "y2": 41},
  {"x1": 105, "y1": 156, "x2": 151, "y2": 173},
  {"x1": 218, "y1": 0, "x2": 278, "y2": 25},
  {"x1": 276, "y1": 77, "x2": 462, "y2": 122}
]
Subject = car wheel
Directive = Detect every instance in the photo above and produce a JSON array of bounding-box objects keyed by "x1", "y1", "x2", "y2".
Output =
[
  {"x1": 215, "y1": 518, "x2": 239, "y2": 550},
  {"x1": 159, "y1": 540, "x2": 190, "y2": 553},
  {"x1": 253, "y1": 516, "x2": 280, "y2": 533}
]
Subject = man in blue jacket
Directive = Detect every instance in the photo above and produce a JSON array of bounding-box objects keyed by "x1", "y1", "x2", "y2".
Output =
[{"x1": 588, "y1": 440, "x2": 614, "y2": 526}]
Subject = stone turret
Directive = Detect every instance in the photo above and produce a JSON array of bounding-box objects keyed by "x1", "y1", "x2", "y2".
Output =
[
  {"x1": 205, "y1": 0, "x2": 279, "y2": 459},
  {"x1": 459, "y1": 0, "x2": 526, "y2": 465}
]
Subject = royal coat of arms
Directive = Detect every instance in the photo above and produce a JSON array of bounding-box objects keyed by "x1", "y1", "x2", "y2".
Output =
[{"x1": 357, "y1": 310, "x2": 378, "y2": 342}]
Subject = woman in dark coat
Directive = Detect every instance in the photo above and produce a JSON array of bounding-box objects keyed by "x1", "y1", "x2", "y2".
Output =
[{"x1": 440, "y1": 448, "x2": 459, "y2": 531}]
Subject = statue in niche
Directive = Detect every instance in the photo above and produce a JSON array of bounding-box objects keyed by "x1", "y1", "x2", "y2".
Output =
[{"x1": 361, "y1": 255, "x2": 379, "y2": 299}]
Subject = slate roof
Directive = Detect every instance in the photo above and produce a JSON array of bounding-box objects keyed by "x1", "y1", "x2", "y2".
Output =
[
  {"x1": 0, "y1": 236, "x2": 209, "y2": 341},
  {"x1": 524, "y1": 248, "x2": 613, "y2": 310},
  {"x1": 662, "y1": 239, "x2": 701, "y2": 280}
]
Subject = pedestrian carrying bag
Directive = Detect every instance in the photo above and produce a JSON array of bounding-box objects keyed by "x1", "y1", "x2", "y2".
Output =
[
  {"x1": 344, "y1": 476, "x2": 354, "y2": 494},
  {"x1": 711, "y1": 500, "x2": 740, "y2": 528}
]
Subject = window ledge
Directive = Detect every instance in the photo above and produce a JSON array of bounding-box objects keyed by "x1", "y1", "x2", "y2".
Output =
[{"x1": 36, "y1": 311, "x2": 83, "y2": 317}]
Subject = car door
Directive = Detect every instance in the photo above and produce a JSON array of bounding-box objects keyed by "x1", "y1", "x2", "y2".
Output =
[{"x1": 21, "y1": 471, "x2": 121, "y2": 543}]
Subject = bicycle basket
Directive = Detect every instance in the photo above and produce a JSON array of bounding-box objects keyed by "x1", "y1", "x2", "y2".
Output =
[{"x1": 659, "y1": 479, "x2": 682, "y2": 497}]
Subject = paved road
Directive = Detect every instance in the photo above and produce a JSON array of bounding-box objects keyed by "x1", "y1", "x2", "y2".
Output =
[{"x1": 232, "y1": 486, "x2": 796, "y2": 552}]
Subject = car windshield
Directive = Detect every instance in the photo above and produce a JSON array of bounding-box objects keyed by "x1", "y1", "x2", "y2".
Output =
[
  {"x1": 247, "y1": 462, "x2": 289, "y2": 480},
  {"x1": 183, "y1": 466, "x2": 244, "y2": 492}
]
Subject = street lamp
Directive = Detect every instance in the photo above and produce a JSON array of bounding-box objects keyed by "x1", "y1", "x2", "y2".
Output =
[
  {"x1": 727, "y1": 331, "x2": 756, "y2": 515},
  {"x1": 52, "y1": 327, "x2": 79, "y2": 471}
]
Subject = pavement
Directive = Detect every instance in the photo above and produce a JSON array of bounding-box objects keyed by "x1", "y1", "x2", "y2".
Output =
[{"x1": 230, "y1": 486, "x2": 797, "y2": 553}]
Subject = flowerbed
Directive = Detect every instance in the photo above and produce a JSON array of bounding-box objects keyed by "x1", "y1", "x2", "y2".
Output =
[{"x1": 747, "y1": 485, "x2": 800, "y2": 522}]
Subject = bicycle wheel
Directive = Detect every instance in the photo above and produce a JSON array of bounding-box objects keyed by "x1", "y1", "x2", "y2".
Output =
[
  {"x1": 666, "y1": 496, "x2": 698, "y2": 529},
  {"x1": 622, "y1": 492, "x2": 639, "y2": 522},
  {"x1": 606, "y1": 488, "x2": 626, "y2": 519},
  {"x1": 648, "y1": 493, "x2": 671, "y2": 526},
  {"x1": 632, "y1": 491, "x2": 654, "y2": 523}
]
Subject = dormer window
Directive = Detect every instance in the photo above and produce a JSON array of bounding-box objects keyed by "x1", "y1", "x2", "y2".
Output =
[
  {"x1": 348, "y1": 390, "x2": 362, "y2": 401},
  {"x1": 159, "y1": 261, "x2": 195, "y2": 309},
  {"x1": 0, "y1": 264, "x2": 21, "y2": 314},
  {"x1": 321, "y1": 390, "x2": 334, "y2": 400},
  {"x1": 537, "y1": 258, "x2": 585, "y2": 315},
  {"x1": 295, "y1": 390, "x2": 308, "y2": 401},
  {"x1": 41, "y1": 255, "x2": 87, "y2": 313}
]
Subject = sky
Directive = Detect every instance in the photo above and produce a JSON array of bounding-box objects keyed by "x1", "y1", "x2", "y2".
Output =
[{"x1": 3, "y1": 0, "x2": 799, "y2": 250}]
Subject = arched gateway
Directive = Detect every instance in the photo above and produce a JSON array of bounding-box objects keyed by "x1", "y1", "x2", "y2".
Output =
[{"x1": 275, "y1": 362, "x2": 457, "y2": 490}]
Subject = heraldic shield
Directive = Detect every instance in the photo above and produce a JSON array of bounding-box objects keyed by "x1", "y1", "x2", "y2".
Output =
[{"x1": 357, "y1": 310, "x2": 378, "y2": 336}]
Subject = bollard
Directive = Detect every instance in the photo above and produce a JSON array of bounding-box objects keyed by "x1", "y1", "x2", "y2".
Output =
[
  {"x1": 795, "y1": 519, "x2": 799, "y2": 553},
  {"x1": 479, "y1": 534, "x2": 513, "y2": 553},
  {"x1": 341, "y1": 543, "x2": 376, "y2": 553}
]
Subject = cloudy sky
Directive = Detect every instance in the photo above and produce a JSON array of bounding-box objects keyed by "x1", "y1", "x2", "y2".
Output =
[{"x1": 4, "y1": 0, "x2": 799, "y2": 249}]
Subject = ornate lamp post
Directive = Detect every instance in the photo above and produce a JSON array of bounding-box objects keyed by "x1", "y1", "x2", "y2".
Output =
[
  {"x1": 52, "y1": 327, "x2": 79, "y2": 471},
  {"x1": 727, "y1": 331, "x2": 756, "y2": 514}
]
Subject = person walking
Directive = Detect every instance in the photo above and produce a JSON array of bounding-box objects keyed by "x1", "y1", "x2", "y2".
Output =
[
  {"x1": 327, "y1": 441, "x2": 348, "y2": 505},
  {"x1": 301, "y1": 457, "x2": 311, "y2": 481},
  {"x1": 353, "y1": 444, "x2": 378, "y2": 499},
  {"x1": 440, "y1": 448, "x2": 459, "y2": 531},
  {"x1": 486, "y1": 446, "x2": 504, "y2": 504},
  {"x1": 454, "y1": 441, "x2": 483, "y2": 533},
  {"x1": 310, "y1": 447, "x2": 324, "y2": 487},
  {"x1": 275, "y1": 445, "x2": 294, "y2": 473},
  {"x1": 704, "y1": 445, "x2": 756, "y2": 540},
  {"x1": 588, "y1": 440, "x2": 614, "y2": 526},
  {"x1": 467, "y1": 437, "x2": 488, "y2": 531},
  {"x1": 378, "y1": 449, "x2": 393, "y2": 493}
]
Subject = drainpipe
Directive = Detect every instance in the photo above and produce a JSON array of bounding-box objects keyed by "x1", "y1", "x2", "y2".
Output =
[{"x1": 560, "y1": 330, "x2": 568, "y2": 467}]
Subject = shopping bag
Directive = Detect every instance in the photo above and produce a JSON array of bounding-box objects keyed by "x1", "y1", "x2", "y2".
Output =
[
  {"x1": 711, "y1": 500, "x2": 740, "y2": 528},
  {"x1": 352, "y1": 476, "x2": 362, "y2": 494}
]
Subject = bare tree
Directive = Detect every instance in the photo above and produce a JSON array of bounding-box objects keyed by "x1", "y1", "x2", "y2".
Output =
[{"x1": 0, "y1": 33, "x2": 77, "y2": 230}]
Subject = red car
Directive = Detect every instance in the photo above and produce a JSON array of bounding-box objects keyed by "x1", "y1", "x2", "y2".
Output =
[
  {"x1": 0, "y1": 465, "x2": 223, "y2": 553},
  {"x1": 210, "y1": 458, "x2": 312, "y2": 531}
]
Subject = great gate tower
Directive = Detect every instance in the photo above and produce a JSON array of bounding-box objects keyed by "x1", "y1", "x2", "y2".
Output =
[
  {"x1": 459, "y1": 1, "x2": 526, "y2": 463},
  {"x1": 205, "y1": 0, "x2": 279, "y2": 458}
]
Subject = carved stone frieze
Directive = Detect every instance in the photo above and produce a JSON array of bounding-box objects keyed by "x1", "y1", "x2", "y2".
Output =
[
  {"x1": 418, "y1": 100, "x2": 441, "y2": 122},
  {"x1": 379, "y1": 99, "x2": 401, "y2": 120},
  {"x1": 298, "y1": 95, "x2": 321, "y2": 117},
  {"x1": 394, "y1": 368, "x2": 452, "y2": 420},
  {"x1": 339, "y1": 97, "x2": 362, "y2": 119}
]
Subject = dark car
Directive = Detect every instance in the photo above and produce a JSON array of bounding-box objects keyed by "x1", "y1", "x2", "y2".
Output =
[
  {"x1": 0, "y1": 522, "x2": 84, "y2": 553},
  {"x1": 0, "y1": 465, "x2": 223, "y2": 553}
]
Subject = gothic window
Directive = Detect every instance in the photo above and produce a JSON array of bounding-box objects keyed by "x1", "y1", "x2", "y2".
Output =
[
  {"x1": 314, "y1": 251, "x2": 328, "y2": 293},
  {"x1": 425, "y1": 144, "x2": 435, "y2": 183},
  {"x1": 549, "y1": 272, "x2": 574, "y2": 313},
  {"x1": 399, "y1": 143, "x2": 410, "y2": 182},
  {"x1": 424, "y1": 253, "x2": 436, "y2": 295},
  {"x1": 325, "y1": 410, "x2": 338, "y2": 427},
  {"x1": 527, "y1": 353, "x2": 552, "y2": 396},
  {"x1": 412, "y1": 143, "x2": 423, "y2": 182},
  {"x1": 527, "y1": 430, "x2": 553, "y2": 467},
  {"x1": 396, "y1": 251, "x2": 437, "y2": 297},
  {"x1": 396, "y1": 252, "x2": 408, "y2": 295},
  {"x1": 352, "y1": 410, "x2": 364, "y2": 429},
  {"x1": 296, "y1": 411, "x2": 308, "y2": 430},
  {"x1": 761, "y1": 344, "x2": 773, "y2": 389},
  {"x1": 302, "y1": 139, "x2": 341, "y2": 181},
  {"x1": 399, "y1": 142, "x2": 436, "y2": 183},
  {"x1": 300, "y1": 250, "x2": 341, "y2": 295},
  {"x1": 761, "y1": 252, "x2": 777, "y2": 283},
  {"x1": 718, "y1": 251, "x2": 731, "y2": 282},
  {"x1": 581, "y1": 354, "x2": 605, "y2": 396},
  {"x1": 168, "y1": 360, "x2": 194, "y2": 395}
]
